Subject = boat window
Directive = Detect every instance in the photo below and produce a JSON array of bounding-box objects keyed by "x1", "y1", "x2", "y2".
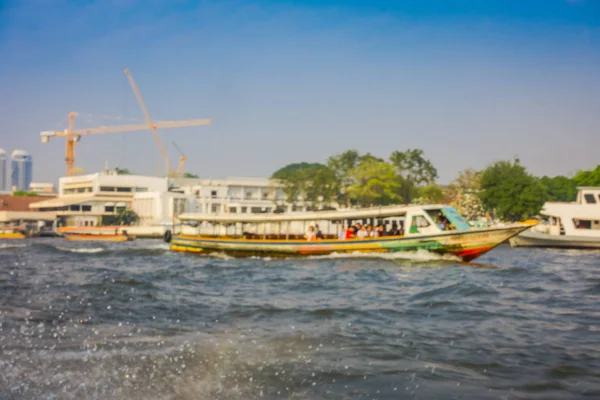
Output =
[
  {"x1": 574, "y1": 219, "x2": 591, "y2": 229},
  {"x1": 584, "y1": 194, "x2": 597, "y2": 204},
  {"x1": 441, "y1": 207, "x2": 471, "y2": 231}
]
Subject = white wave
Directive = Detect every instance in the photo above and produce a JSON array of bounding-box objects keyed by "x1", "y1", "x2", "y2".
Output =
[
  {"x1": 207, "y1": 252, "x2": 235, "y2": 260},
  {"x1": 0, "y1": 243, "x2": 26, "y2": 249},
  {"x1": 308, "y1": 249, "x2": 461, "y2": 262},
  {"x1": 56, "y1": 246, "x2": 105, "y2": 254}
]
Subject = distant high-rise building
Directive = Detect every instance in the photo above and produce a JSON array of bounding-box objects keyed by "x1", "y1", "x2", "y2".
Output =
[
  {"x1": 11, "y1": 149, "x2": 33, "y2": 191},
  {"x1": 0, "y1": 148, "x2": 8, "y2": 192}
]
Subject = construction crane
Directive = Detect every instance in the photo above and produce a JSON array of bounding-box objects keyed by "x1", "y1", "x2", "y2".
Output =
[
  {"x1": 172, "y1": 141, "x2": 186, "y2": 176},
  {"x1": 41, "y1": 112, "x2": 211, "y2": 176},
  {"x1": 125, "y1": 68, "x2": 187, "y2": 177}
]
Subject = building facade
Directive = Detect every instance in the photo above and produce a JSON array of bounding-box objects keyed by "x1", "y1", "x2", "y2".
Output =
[
  {"x1": 11, "y1": 150, "x2": 33, "y2": 191},
  {"x1": 0, "y1": 149, "x2": 8, "y2": 193}
]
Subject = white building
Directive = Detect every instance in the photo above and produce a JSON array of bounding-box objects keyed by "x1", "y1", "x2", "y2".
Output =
[
  {"x1": 29, "y1": 170, "x2": 319, "y2": 235},
  {"x1": 29, "y1": 182, "x2": 57, "y2": 196}
]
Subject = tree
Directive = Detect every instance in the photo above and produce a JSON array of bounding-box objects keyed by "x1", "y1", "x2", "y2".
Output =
[
  {"x1": 389, "y1": 149, "x2": 438, "y2": 203},
  {"x1": 115, "y1": 167, "x2": 131, "y2": 175},
  {"x1": 444, "y1": 169, "x2": 483, "y2": 215},
  {"x1": 347, "y1": 160, "x2": 401, "y2": 206},
  {"x1": 573, "y1": 165, "x2": 600, "y2": 187},
  {"x1": 272, "y1": 163, "x2": 339, "y2": 207},
  {"x1": 539, "y1": 176, "x2": 577, "y2": 202},
  {"x1": 12, "y1": 190, "x2": 38, "y2": 197},
  {"x1": 413, "y1": 184, "x2": 444, "y2": 205},
  {"x1": 114, "y1": 208, "x2": 139, "y2": 225},
  {"x1": 327, "y1": 150, "x2": 361, "y2": 207},
  {"x1": 479, "y1": 159, "x2": 547, "y2": 222},
  {"x1": 182, "y1": 172, "x2": 199, "y2": 178}
]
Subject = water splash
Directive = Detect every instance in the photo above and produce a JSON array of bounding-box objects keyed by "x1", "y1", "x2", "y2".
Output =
[
  {"x1": 0, "y1": 243, "x2": 27, "y2": 250},
  {"x1": 308, "y1": 249, "x2": 461, "y2": 262},
  {"x1": 55, "y1": 246, "x2": 105, "y2": 254}
]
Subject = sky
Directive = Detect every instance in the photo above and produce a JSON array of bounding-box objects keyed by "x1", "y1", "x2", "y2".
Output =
[{"x1": 0, "y1": 0, "x2": 599, "y2": 185}]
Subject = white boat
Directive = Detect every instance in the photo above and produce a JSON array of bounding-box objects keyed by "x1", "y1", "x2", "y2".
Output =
[{"x1": 509, "y1": 187, "x2": 600, "y2": 249}]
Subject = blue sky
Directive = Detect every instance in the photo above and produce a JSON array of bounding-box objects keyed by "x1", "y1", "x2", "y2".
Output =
[{"x1": 0, "y1": 0, "x2": 598, "y2": 184}]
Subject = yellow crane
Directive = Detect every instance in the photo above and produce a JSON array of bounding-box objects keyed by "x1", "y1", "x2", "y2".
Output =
[
  {"x1": 41, "y1": 69, "x2": 211, "y2": 177},
  {"x1": 41, "y1": 112, "x2": 211, "y2": 176},
  {"x1": 172, "y1": 141, "x2": 186, "y2": 176}
]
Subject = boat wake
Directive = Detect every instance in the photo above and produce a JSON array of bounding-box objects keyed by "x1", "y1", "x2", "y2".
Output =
[
  {"x1": 0, "y1": 243, "x2": 26, "y2": 250},
  {"x1": 308, "y1": 249, "x2": 462, "y2": 262},
  {"x1": 55, "y1": 246, "x2": 105, "y2": 254}
]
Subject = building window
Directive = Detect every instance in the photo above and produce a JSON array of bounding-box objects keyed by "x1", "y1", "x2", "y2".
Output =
[
  {"x1": 84, "y1": 221, "x2": 89, "y2": 226},
  {"x1": 229, "y1": 207, "x2": 237, "y2": 213},
  {"x1": 116, "y1": 187, "x2": 132, "y2": 193},
  {"x1": 100, "y1": 186, "x2": 115, "y2": 192},
  {"x1": 105, "y1": 206, "x2": 115, "y2": 213},
  {"x1": 211, "y1": 190, "x2": 217, "y2": 198},
  {"x1": 246, "y1": 192, "x2": 253, "y2": 199},
  {"x1": 211, "y1": 204, "x2": 219, "y2": 213},
  {"x1": 69, "y1": 205, "x2": 80, "y2": 211},
  {"x1": 251, "y1": 207, "x2": 262, "y2": 213},
  {"x1": 263, "y1": 192, "x2": 269, "y2": 199},
  {"x1": 81, "y1": 205, "x2": 92, "y2": 212},
  {"x1": 241, "y1": 207, "x2": 247, "y2": 213},
  {"x1": 135, "y1": 187, "x2": 148, "y2": 193},
  {"x1": 584, "y1": 194, "x2": 597, "y2": 204}
]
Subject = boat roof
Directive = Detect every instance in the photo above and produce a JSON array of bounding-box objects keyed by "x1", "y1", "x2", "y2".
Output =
[{"x1": 178, "y1": 204, "x2": 449, "y2": 223}]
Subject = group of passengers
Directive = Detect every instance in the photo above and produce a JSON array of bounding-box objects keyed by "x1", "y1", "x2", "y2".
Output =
[{"x1": 304, "y1": 221, "x2": 405, "y2": 241}]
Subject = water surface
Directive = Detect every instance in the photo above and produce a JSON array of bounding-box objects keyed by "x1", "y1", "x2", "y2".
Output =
[{"x1": 1, "y1": 239, "x2": 599, "y2": 399}]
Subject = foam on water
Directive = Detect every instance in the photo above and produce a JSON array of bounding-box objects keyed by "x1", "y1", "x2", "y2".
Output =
[
  {"x1": 0, "y1": 243, "x2": 26, "y2": 250},
  {"x1": 55, "y1": 246, "x2": 105, "y2": 254},
  {"x1": 308, "y1": 249, "x2": 461, "y2": 262}
]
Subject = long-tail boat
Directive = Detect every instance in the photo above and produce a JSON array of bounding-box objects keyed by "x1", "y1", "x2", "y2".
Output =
[
  {"x1": 0, "y1": 228, "x2": 26, "y2": 240},
  {"x1": 59, "y1": 226, "x2": 135, "y2": 242},
  {"x1": 168, "y1": 205, "x2": 535, "y2": 261}
]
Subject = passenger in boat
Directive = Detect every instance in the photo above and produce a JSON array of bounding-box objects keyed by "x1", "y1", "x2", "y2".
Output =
[
  {"x1": 305, "y1": 225, "x2": 316, "y2": 241},
  {"x1": 389, "y1": 222, "x2": 400, "y2": 236},
  {"x1": 366, "y1": 224, "x2": 375, "y2": 237},
  {"x1": 375, "y1": 224, "x2": 385, "y2": 237},
  {"x1": 315, "y1": 224, "x2": 324, "y2": 240},
  {"x1": 357, "y1": 225, "x2": 368, "y2": 238},
  {"x1": 438, "y1": 217, "x2": 447, "y2": 231},
  {"x1": 345, "y1": 226, "x2": 356, "y2": 239},
  {"x1": 337, "y1": 222, "x2": 346, "y2": 240}
]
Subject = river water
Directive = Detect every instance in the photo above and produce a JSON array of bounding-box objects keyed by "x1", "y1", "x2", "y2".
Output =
[{"x1": 1, "y1": 239, "x2": 599, "y2": 399}]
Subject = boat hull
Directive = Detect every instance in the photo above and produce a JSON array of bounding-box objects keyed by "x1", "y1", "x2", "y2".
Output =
[
  {"x1": 171, "y1": 224, "x2": 531, "y2": 261},
  {"x1": 509, "y1": 231, "x2": 600, "y2": 249},
  {"x1": 63, "y1": 234, "x2": 134, "y2": 242},
  {"x1": 0, "y1": 233, "x2": 26, "y2": 240}
]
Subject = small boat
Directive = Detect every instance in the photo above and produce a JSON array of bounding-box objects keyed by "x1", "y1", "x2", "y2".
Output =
[
  {"x1": 510, "y1": 187, "x2": 600, "y2": 249},
  {"x1": 169, "y1": 205, "x2": 535, "y2": 262},
  {"x1": 59, "y1": 227, "x2": 135, "y2": 242},
  {"x1": 0, "y1": 229, "x2": 26, "y2": 240}
]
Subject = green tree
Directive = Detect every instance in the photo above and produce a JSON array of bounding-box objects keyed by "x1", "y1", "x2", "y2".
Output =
[
  {"x1": 182, "y1": 172, "x2": 199, "y2": 178},
  {"x1": 272, "y1": 163, "x2": 338, "y2": 207},
  {"x1": 12, "y1": 191, "x2": 38, "y2": 197},
  {"x1": 115, "y1": 167, "x2": 131, "y2": 175},
  {"x1": 347, "y1": 160, "x2": 401, "y2": 206},
  {"x1": 413, "y1": 184, "x2": 445, "y2": 204},
  {"x1": 539, "y1": 175, "x2": 578, "y2": 202},
  {"x1": 114, "y1": 208, "x2": 139, "y2": 225},
  {"x1": 389, "y1": 149, "x2": 438, "y2": 203},
  {"x1": 327, "y1": 150, "x2": 361, "y2": 207},
  {"x1": 573, "y1": 165, "x2": 600, "y2": 187},
  {"x1": 479, "y1": 159, "x2": 547, "y2": 221}
]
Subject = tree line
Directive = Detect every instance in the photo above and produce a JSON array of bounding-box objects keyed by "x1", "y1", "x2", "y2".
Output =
[{"x1": 271, "y1": 149, "x2": 600, "y2": 222}]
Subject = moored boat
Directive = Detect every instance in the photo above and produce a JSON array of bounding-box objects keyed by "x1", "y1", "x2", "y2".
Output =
[
  {"x1": 59, "y1": 226, "x2": 135, "y2": 242},
  {"x1": 0, "y1": 229, "x2": 26, "y2": 240},
  {"x1": 169, "y1": 205, "x2": 535, "y2": 261},
  {"x1": 510, "y1": 187, "x2": 600, "y2": 249}
]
